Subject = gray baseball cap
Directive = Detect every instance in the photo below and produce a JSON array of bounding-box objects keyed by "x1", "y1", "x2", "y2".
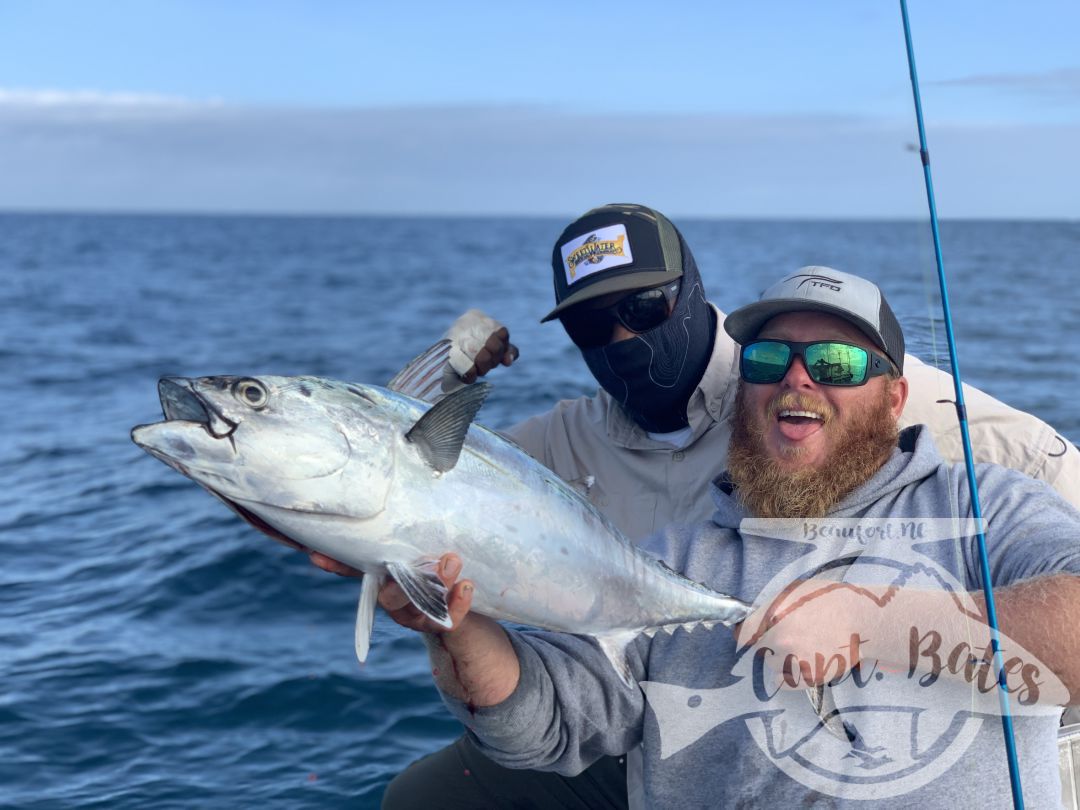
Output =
[{"x1": 724, "y1": 267, "x2": 905, "y2": 373}]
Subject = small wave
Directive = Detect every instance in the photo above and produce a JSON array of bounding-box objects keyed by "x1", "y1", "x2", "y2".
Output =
[
  {"x1": 84, "y1": 325, "x2": 140, "y2": 347},
  {"x1": 126, "y1": 479, "x2": 195, "y2": 500},
  {"x1": 4, "y1": 445, "x2": 91, "y2": 466},
  {"x1": 195, "y1": 673, "x2": 369, "y2": 731},
  {"x1": 128, "y1": 541, "x2": 351, "y2": 623}
]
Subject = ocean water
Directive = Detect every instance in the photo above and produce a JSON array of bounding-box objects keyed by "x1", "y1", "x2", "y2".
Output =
[{"x1": 1, "y1": 213, "x2": 1077, "y2": 808}]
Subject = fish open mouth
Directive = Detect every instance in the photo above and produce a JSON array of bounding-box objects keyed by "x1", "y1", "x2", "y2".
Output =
[
  {"x1": 158, "y1": 377, "x2": 238, "y2": 439},
  {"x1": 135, "y1": 378, "x2": 309, "y2": 555}
]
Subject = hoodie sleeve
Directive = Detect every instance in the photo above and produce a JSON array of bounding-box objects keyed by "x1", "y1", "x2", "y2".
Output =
[
  {"x1": 438, "y1": 628, "x2": 647, "y2": 776},
  {"x1": 968, "y1": 464, "x2": 1080, "y2": 587}
]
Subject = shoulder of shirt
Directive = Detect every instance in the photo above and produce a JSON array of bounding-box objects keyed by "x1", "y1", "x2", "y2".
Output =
[{"x1": 900, "y1": 355, "x2": 1061, "y2": 472}]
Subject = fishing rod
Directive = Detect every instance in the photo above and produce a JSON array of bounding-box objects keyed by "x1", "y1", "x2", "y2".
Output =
[{"x1": 898, "y1": 1, "x2": 1025, "y2": 807}]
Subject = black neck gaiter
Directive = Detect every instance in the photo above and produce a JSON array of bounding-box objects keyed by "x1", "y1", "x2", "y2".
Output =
[{"x1": 581, "y1": 243, "x2": 716, "y2": 433}]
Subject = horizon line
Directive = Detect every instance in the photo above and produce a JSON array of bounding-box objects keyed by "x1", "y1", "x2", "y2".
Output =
[{"x1": 1, "y1": 207, "x2": 1076, "y2": 224}]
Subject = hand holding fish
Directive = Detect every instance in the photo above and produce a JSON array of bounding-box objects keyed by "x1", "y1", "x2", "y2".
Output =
[
  {"x1": 308, "y1": 550, "x2": 489, "y2": 635},
  {"x1": 444, "y1": 309, "x2": 519, "y2": 383},
  {"x1": 377, "y1": 554, "x2": 475, "y2": 635},
  {"x1": 311, "y1": 549, "x2": 521, "y2": 705},
  {"x1": 381, "y1": 553, "x2": 521, "y2": 706},
  {"x1": 308, "y1": 550, "x2": 483, "y2": 635}
]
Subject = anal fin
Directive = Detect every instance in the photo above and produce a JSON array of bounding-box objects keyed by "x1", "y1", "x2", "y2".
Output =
[
  {"x1": 810, "y1": 683, "x2": 857, "y2": 742},
  {"x1": 594, "y1": 630, "x2": 640, "y2": 689}
]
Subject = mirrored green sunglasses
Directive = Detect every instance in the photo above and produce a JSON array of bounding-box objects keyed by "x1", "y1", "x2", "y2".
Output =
[{"x1": 740, "y1": 339, "x2": 893, "y2": 386}]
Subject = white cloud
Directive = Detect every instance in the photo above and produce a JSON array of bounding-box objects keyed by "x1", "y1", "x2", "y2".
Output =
[
  {"x1": 931, "y1": 67, "x2": 1080, "y2": 96},
  {"x1": 0, "y1": 93, "x2": 1075, "y2": 219},
  {"x1": 0, "y1": 87, "x2": 223, "y2": 109}
]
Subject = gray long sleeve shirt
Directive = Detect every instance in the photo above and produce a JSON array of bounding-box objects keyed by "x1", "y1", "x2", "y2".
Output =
[{"x1": 441, "y1": 426, "x2": 1080, "y2": 808}]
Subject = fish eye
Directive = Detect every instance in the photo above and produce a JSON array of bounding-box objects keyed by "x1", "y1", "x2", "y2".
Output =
[{"x1": 233, "y1": 378, "x2": 269, "y2": 409}]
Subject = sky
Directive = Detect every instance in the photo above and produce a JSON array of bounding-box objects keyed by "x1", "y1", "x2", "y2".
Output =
[{"x1": 0, "y1": 0, "x2": 1078, "y2": 219}]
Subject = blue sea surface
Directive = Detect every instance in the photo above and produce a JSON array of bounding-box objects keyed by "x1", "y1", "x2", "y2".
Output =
[{"x1": 1, "y1": 214, "x2": 1077, "y2": 807}]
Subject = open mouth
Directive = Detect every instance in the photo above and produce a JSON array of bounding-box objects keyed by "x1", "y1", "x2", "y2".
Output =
[
  {"x1": 136, "y1": 378, "x2": 308, "y2": 555},
  {"x1": 158, "y1": 377, "x2": 238, "y2": 439},
  {"x1": 776, "y1": 408, "x2": 826, "y2": 441},
  {"x1": 778, "y1": 409, "x2": 825, "y2": 425}
]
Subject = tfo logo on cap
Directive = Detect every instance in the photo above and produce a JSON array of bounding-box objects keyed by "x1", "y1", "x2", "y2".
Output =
[
  {"x1": 561, "y1": 224, "x2": 634, "y2": 285},
  {"x1": 791, "y1": 272, "x2": 844, "y2": 292}
]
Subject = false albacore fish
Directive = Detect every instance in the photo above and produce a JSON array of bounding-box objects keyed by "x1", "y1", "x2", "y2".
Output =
[{"x1": 130, "y1": 341, "x2": 751, "y2": 685}]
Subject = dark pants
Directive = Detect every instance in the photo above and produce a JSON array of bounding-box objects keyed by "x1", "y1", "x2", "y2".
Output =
[{"x1": 381, "y1": 735, "x2": 629, "y2": 810}]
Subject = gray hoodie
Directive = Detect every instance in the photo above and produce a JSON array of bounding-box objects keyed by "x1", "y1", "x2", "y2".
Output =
[{"x1": 442, "y1": 426, "x2": 1080, "y2": 808}]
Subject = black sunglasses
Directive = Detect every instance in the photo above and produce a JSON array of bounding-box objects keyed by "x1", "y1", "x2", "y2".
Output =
[
  {"x1": 740, "y1": 339, "x2": 893, "y2": 386},
  {"x1": 560, "y1": 281, "x2": 680, "y2": 349}
]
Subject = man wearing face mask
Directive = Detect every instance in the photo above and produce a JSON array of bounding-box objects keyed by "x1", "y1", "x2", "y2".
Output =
[
  {"x1": 323, "y1": 203, "x2": 1080, "y2": 809},
  {"x1": 506, "y1": 203, "x2": 734, "y2": 539}
]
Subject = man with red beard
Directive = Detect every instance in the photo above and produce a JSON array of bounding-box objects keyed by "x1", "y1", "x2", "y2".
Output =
[
  {"x1": 722, "y1": 269, "x2": 910, "y2": 519},
  {"x1": 376, "y1": 269, "x2": 1080, "y2": 808}
]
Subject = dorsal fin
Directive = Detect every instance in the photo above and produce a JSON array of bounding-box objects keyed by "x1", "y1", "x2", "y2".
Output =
[
  {"x1": 406, "y1": 382, "x2": 492, "y2": 472},
  {"x1": 386, "y1": 340, "x2": 458, "y2": 403}
]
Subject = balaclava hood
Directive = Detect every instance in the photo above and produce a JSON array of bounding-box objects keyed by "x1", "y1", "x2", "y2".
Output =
[
  {"x1": 581, "y1": 234, "x2": 715, "y2": 432},
  {"x1": 542, "y1": 203, "x2": 715, "y2": 434}
]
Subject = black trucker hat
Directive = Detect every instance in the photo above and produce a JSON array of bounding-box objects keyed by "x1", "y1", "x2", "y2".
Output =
[{"x1": 541, "y1": 203, "x2": 684, "y2": 323}]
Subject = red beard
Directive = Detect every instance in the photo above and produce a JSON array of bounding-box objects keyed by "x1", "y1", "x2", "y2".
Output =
[{"x1": 726, "y1": 380, "x2": 899, "y2": 519}]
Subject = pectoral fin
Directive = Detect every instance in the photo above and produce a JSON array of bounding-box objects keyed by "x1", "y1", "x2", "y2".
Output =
[
  {"x1": 387, "y1": 560, "x2": 453, "y2": 629},
  {"x1": 354, "y1": 572, "x2": 384, "y2": 664},
  {"x1": 405, "y1": 382, "x2": 492, "y2": 472},
  {"x1": 594, "y1": 630, "x2": 640, "y2": 689}
]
